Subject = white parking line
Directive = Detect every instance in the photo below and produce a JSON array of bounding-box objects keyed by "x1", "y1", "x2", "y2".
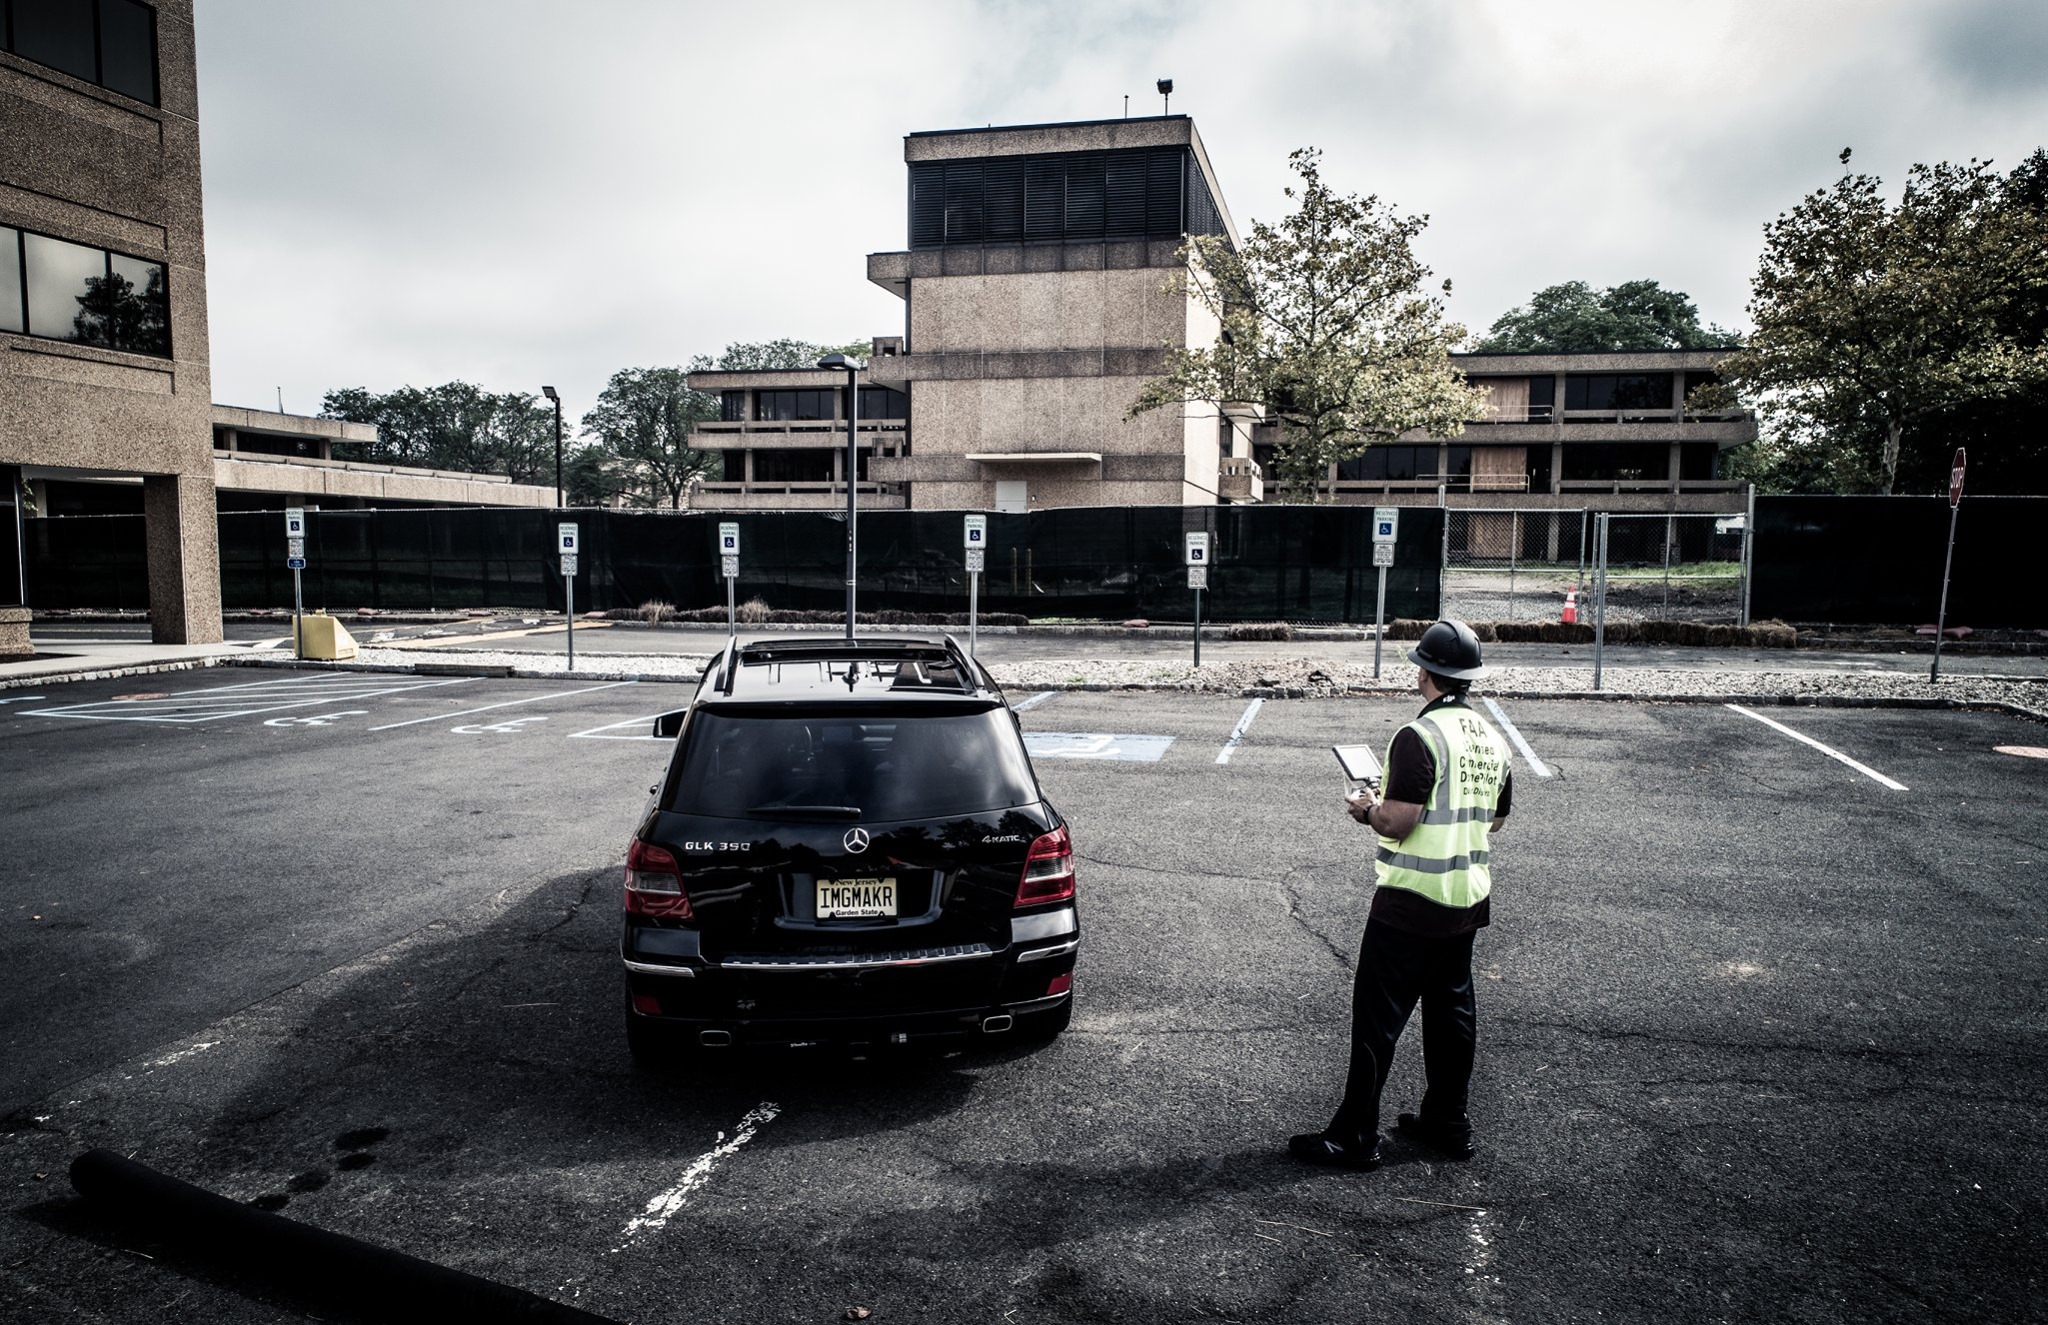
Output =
[
  {"x1": 21, "y1": 675, "x2": 477, "y2": 724},
  {"x1": 1726, "y1": 703, "x2": 1908, "y2": 791},
  {"x1": 1481, "y1": 697, "x2": 1552, "y2": 779},
  {"x1": 613, "y1": 1103, "x2": 780, "y2": 1251},
  {"x1": 1012, "y1": 691, "x2": 1057, "y2": 713},
  {"x1": 569, "y1": 714, "x2": 668, "y2": 741},
  {"x1": 1217, "y1": 698, "x2": 1263, "y2": 764},
  {"x1": 367, "y1": 679, "x2": 639, "y2": 731}
]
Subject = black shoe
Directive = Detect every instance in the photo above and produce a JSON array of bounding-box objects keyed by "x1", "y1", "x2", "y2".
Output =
[
  {"x1": 1395, "y1": 1112, "x2": 1475, "y2": 1160},
  {"x1": 1287, "y1": 1131, "x2": 1383, "y2": 1170}
]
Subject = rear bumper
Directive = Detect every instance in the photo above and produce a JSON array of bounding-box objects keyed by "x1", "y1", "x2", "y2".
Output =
[{"x1": 622, "y1": 909, "x2": 1077, "y2": 1046}]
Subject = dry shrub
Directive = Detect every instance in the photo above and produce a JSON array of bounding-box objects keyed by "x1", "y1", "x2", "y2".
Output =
[
  {"x1": 1226, "y1": 622, "x2": 1293, "y2": 641},
  {"x1": 737, "y1": 596, "x2": 773, "y2": 623},
  {"x1": 638, "y1": 599, "x2": 676, "y2": 624}
]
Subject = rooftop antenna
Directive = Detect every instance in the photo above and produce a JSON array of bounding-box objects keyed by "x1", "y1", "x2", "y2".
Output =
[
  {"x1": 1157, "y1": 78, "x2": 1173, "y2": 114},
  {"x1": 275, "y1": 386, "x2": 284, "y2": 413},
  {"x1": 1123, "y1": 94, "x2": 1129, "y2": 118}
]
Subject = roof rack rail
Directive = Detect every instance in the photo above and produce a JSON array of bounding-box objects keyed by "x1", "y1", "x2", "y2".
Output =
[
  {"x1": 719, "y1": 637, "x2": 740, "y2": 696},
  {"x1": 937, "y1": 633, "x2": 978, "y2": 694}
]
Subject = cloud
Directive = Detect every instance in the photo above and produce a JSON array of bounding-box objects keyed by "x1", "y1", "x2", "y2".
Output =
[{"x1": 190, "y1": 0, "x2": 2048, "y2": 417}]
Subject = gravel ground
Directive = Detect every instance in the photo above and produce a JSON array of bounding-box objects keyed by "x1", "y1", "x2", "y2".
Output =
[{"x1": 339, "y1": 645, "x2": 2048, "y2": 722}]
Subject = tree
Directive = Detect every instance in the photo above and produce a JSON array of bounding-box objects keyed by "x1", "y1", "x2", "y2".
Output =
[
  {"x1": 1474, "y1": 279, "x2": 1736, "y2": 353},
  {"x1": 1711, "y1": 149, "x2": 2048, "y2": 494},
  {"x1": 319, "y1": 383, "x2": 558, "y2": 485},
  {"x1": 579, "y1": 367, "x2": 721, "y2": 509},
  {"x1": 1129, "y1": 148, "x2": 1485, "y2": 501},
  {"x1": 704, "y1": 338, "x2": 870, "y2": 371}
]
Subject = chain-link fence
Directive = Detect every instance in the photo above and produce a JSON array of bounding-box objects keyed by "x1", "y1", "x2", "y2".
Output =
[
  {"x1": 1441, "y1": 509, "x2": 1592, "y2": 623},
  {"x1": 1590, "y1": 512, "x2": 1751, "y2": 626}
]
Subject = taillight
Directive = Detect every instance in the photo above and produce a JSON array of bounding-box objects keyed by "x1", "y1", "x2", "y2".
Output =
[
  {"x1": 1015, "y1": 825, "x2": 1075, "y2": 907},
  {"x1": 624, "y1": 839, "x2": 694, "y2": 920}
]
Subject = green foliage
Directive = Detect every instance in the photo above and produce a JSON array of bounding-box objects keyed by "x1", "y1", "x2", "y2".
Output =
[
  {"x1": 319, "y1": 382, "x2": 558, "y2": 485},
  {"x1": 1475, "y1": 279, "x2": 1737, "y2": 353},
  {"x1": 1129, "y1": 148, "x2": 1485, "y2": 502},
  {"x1": 579, "y1": 367, "x2": 720, "y2": 509},
  {"x1": 703, "y1": 338, "x2": 869, "y2": 371},
  {"x1": 1712, "y1": 148, "x2": 2048, "y2": 494}
]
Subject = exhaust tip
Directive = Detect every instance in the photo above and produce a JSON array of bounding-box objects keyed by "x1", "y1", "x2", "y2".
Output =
[
  {"x1": 699, "y1": 1029, "x2": 733, "y2": 1047},
  {"x1": 981, "y1": 1015, "x2": 1013, "y2": 1034}
]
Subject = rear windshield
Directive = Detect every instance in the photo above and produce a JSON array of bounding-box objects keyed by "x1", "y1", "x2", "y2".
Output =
[{"x1": 671, "y1": 710, "x2": 1039, "y2": 821}]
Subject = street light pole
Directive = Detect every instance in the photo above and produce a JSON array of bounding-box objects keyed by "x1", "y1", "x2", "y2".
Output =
[
  {"x1": 541, "y1": 385, "x2": 563, "y2": 508},
  {"x1": 818, "y1": 353, "x2": 861, "y2": 639}
]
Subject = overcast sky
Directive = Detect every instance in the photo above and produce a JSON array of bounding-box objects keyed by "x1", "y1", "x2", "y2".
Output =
[{"x1": 192, "y1": 0, "x2": 2048, "y2": 420}]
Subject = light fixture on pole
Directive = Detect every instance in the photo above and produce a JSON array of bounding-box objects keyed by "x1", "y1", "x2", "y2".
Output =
[
  {"x1": 817, "y1": 353, "x2": 861, "y2": 639},
  {"x1": 1157, "y1": 78, "x2": 1173, "y2": 114},
  {"x1": 541, "y1": 385, "x2": 563, "y2": 508}
]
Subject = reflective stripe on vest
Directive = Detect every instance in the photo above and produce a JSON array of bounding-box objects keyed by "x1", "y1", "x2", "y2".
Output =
[{"x1": 1372, "y1": 704, "x2": 1510, "y2": 909}]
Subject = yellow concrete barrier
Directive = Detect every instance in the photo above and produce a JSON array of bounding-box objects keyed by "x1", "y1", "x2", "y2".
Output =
[{"x1": 291, "y1": 613, "x2": 359, "y2": 661}]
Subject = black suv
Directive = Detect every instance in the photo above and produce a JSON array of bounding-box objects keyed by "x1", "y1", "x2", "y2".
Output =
[{"x1": 623, "y1": 635, "x2": 1078, "y2": 1060}]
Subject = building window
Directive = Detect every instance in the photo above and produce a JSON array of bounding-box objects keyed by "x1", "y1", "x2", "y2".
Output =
[
  {"x1": 752, "y1": 449, "x2": 835, "y2": 483},
  {"x1": 853, "y1": 385, "x2": 907, "y2": 419},
  {"x1": 5, "y1": 0, "x2": 160, "y2": 105},
  {"x1": 1564, "y1": 373, "x2": 1673, "y2": 414},
  {"x1": 754, "y1": 389, "x2": 835, "y2": 421},
  {"x1": 1337, "y1": 444, "x2": 1431, "y2": 481},
  {"x1": 719, "y1": 391, "x2": 746, "y2": 422},
  {"x1": 714, "y1": 450, "x2": 744, "y2": 481},
  {"x1": 1528, "y1": 375, "x2": 1555, "y2": 422},
  {"x1": 8, "y1": 227, "x2": 170, "y2": 356},
  {"x1": 1561, "y1": 443, "x2": 1669, "y2": 482}
]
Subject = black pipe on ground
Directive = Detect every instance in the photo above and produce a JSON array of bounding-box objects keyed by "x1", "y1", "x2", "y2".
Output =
[{"x1": 68, "y1": 1148, "x2": 623, "y2": 1325}]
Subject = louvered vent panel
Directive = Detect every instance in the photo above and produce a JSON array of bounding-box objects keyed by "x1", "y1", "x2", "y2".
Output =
[
  {"x1": 1147, "y1": 150, "x2": 1184, "y2": 235},
  {"x1": 1104, "y1": 152, "x2": 1149, "y2": 237},
  {"x1": 983, "y1": 161, "x2": 1025, "y2": 240},
  {"x1": 1064, "y1": 157, "x2": 1105, "y2": 237},
  {"x1": 909, "y1": 164, "x2": 945, "y2": 248},
  {"x1": 943, "y1": 163, "x2": 984, "y2": 243},
  {"x1": 1024, "y1": 159, "x2": 1064, "y2": 238}
]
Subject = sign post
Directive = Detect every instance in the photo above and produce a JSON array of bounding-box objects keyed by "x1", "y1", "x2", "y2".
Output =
[
  {"x1": 1185, "y1": 532, "x2": 1210, "y2": 667},
  {"x1": 964, "y1": 515, "x2": 987, "y2": 660},
  {"x1": 718, "y1": 522, "x2": 741, "y2": 645},
  {"x1": 1931, "y1": 448, "x2": 1966, "y2": 682},
  {"x1": 558, "y1": 523, "x2": 579, "y2": 671},
  {"x1": 285, "y1": 507, "x2": 306, "y2": 660},
  {"x1": 1371, "y1": 507, "x2": 1399, "y2": 679}
]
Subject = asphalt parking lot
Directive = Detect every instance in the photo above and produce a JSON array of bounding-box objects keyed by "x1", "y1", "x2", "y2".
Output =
[{"x1": 3, "y1": 669, "x2": 2044, "y2": 1323}]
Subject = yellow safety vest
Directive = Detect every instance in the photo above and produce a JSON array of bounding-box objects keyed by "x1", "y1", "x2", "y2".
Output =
[{"x1": 1373, "y1": 702, "x2": 1511, "y2": 909}]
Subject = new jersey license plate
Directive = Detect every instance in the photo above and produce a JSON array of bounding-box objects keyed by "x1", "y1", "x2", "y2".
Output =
[{"x1": 816, "y1": 877, "x2": 897, "y2": 920}]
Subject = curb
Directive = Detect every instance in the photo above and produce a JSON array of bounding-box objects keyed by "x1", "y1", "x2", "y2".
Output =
[{"x1": 0, "y1": 657, "x2": 225, "y2": 691}]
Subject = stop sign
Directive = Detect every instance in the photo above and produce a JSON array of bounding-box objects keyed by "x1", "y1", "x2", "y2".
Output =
[{"x1": 1950, "y1": 447, "x2": 1967, "y2": 508}]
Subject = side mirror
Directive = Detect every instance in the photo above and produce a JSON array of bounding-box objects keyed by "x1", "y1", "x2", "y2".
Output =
[{"x1": 652, "y1": 709, "x2": 688, "y2": 739}]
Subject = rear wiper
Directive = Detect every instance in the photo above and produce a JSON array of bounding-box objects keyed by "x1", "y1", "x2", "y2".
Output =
[{"x1": 745, "y1": 804, "x2": 862, "y2": 819}]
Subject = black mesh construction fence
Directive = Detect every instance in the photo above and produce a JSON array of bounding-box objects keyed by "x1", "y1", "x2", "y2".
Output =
[
  {"x1": 26, "y1": 505, "x2": 1448, "y2": 623},
  {"x1": 1751, "y1": 495, "x2": 2046, "y2": 627}
]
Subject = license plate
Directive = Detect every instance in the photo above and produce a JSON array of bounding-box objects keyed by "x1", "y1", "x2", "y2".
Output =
[{"x1": 816, "y1": 877, "x2": 897, "y2": 920}]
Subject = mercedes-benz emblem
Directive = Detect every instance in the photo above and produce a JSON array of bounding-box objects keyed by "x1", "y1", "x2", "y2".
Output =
[{"x1": 843, "y1": 827, "x2": 871, "y2": 854}]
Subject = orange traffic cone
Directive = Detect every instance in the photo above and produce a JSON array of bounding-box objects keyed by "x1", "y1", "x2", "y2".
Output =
[{"x1": 1562, "y1": 588, "x2": 1578, "y2": 625}]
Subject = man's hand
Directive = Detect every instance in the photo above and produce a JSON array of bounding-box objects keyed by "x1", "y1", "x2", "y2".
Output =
[{"x1": 1345, "y1": 788, "x2": 1378, "y2": 824}]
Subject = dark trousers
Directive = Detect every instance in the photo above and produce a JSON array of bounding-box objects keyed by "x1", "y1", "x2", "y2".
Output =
[{"x1": 1328, "y1": 919, "x2": 1477, "y2": 1142}]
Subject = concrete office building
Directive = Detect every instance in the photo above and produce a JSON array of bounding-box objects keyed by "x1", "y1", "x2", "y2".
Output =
[
  {"x1": 691, "y1": 115, "x2": 1258, "y2": 513},
  {"x1": 1293, "y1": 348, "x2": 1756, "y2": 510},
  {"x1": 1, "y1": 0, "x2": 217, "y2": 651},
  {"x1": 690, "y1": 113, "x2": 1749, "y2": 517}
]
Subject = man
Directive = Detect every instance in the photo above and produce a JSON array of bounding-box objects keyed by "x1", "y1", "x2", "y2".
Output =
[{"x1": 1290, "y1": 619, "x2": 1513, "y2": 1170}]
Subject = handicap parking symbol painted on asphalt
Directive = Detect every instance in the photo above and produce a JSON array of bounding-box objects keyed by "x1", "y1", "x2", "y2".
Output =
[{"x1": 1024, "y1": 732, "x2": 1176, "y2": 762}]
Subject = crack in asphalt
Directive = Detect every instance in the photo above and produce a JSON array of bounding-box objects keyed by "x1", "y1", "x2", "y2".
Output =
[
  {"x1": 529, "y1": 871, "x2": 604, "y2": 940},
  {"x1": 1276, "y1": 865, "x2": 1357, "y2": 975}
]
